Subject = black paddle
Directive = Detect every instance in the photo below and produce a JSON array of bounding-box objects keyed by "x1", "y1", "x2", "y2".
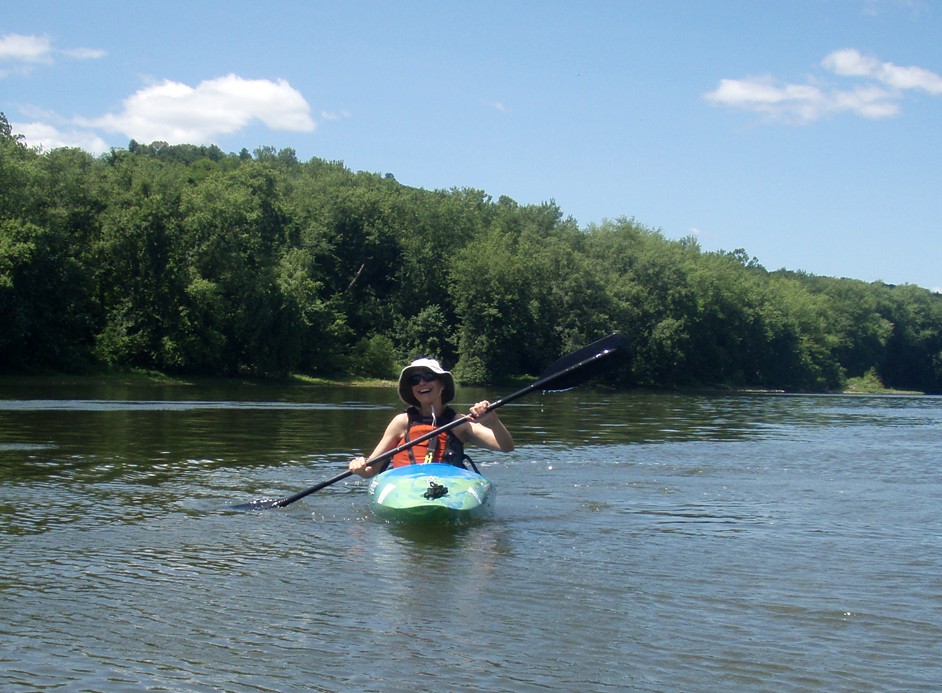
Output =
[{"x1": 233, "y1": 333, "x2": 627, "y2": 510}]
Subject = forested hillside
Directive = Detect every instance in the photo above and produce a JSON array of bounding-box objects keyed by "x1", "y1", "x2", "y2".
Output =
[{"x1": 2, "y1": 114, "x2": 941, "y2": 392}]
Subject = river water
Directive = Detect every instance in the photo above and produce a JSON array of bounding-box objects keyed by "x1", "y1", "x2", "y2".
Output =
[{"x1": 1, "y1": 377, "x2": 940, "y2": 691}]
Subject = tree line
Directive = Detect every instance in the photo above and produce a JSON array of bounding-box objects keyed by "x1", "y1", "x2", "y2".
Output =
[{"x1": 2, "y1": 113, "x2": 941, "y2": 393}]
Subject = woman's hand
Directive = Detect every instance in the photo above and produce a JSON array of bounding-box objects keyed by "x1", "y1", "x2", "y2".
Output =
[
  {"x1": 466, "y1": 401, "x2": 514, "y2": 452},
  {"x1": 469, "y1": 400, "x2": 493, "y2": 422},
  {"x1": 348, "y1": 456, "x2": 370, "y2": 477}
]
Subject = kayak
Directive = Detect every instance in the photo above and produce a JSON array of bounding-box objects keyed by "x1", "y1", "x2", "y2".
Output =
[{"x1": 367, "y1": 463, "x2": 495, "y2": 525}]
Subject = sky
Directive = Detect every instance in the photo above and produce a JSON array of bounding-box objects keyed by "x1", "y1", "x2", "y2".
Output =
[{"x1": 2, "y1": 0, "x2": 940, "y2": 292}]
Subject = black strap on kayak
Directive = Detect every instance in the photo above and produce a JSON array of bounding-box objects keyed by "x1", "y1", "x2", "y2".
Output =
[
  {"x1": 462, "y1": 454, "x2": 479, "y2": 474},
  {"x1": 423, "y1": 480, "x2": 449, "y2": 500}
]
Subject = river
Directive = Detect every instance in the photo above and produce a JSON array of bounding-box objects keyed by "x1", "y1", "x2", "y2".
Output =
[{"x1": 1, "y1": 377, "x2": 940, "y2": 691}]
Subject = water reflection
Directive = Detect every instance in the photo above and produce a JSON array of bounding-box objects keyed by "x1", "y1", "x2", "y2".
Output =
[{"x1": 2, "y1": 379, "x2": 941, "y2": 691}]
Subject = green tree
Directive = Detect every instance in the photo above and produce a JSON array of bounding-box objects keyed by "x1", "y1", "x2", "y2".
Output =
[
  {"x1": 0, "y1": 124, "x2": 99, "y2": 369},
  {"x1": 3, "y1": 117, "x2": 940, "y2": 392},
  {"x1": 450, "y1": 200, "x2": 567, "y2": 382},
  {"x1": 878, "y1": 284, "x2": 942, "y2": 392},
  {"x1": 0, "y1": 218, "x2": 93, "y2": 369},
  {"x1": 275, "y1": 246, "x2": 346, "y2": 374},
  {"x1": 171, "y1": 164, "x2": 287, "y2": 374},
  {"x1": 583, "y1": 219, "x2": 697, "y2": 386},
  {"x1": 93, "y1": 152, "x2": 186, "y2": 368},
  {"x1": 801, "y1": 275, "x2": 893, "y2": 378}
]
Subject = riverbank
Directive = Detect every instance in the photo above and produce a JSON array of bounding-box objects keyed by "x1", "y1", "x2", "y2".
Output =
[
  {"x1": 0, "y1": 369, "x2": 927, "y2": 396},
  {"x1": 842, "y1": 370, "x2": 924, "y2": 395},
  {"x1": 0, "y1": 369, "x2": 395, "y2": 390}
]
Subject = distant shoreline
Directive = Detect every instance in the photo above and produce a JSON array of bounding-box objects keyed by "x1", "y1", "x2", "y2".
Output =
[{"x1": 0, "y1": 370, "x2": 927, "y2": 396}]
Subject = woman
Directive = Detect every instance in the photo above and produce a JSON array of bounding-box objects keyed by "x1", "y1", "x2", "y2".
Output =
[{"x1": 348, "y1": 357, "x2": 514, "y2": 478}]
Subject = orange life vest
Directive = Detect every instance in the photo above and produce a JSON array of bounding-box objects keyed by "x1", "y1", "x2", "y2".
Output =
[{"x1": 391, "y1": 407, "x2": 466, "y2": 468}]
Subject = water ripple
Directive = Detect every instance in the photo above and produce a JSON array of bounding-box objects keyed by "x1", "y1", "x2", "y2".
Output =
[{"x1": 2, "y1": 389, "x2": 942, "y2": 691}]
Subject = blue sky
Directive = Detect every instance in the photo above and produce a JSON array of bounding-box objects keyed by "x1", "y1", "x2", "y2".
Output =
[{"x1": 3, "y1": 1, "x2": 940, "y2": 292}]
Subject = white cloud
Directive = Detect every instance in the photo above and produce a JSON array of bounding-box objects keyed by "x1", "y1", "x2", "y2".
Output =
[
  {"x1": 15, "y1": 121, "x2": 111, "y2": 155},
  {"x1": 0, "y1": 33, "x2": 53, "y2": 63},
  {"x1": 0, "y1": 33, "x2": 53, "y2": 75},
  {"x1": 83, "y1": 74, "x2": 316, "y2": 144},
  {"x1": 822, "y1": 48, "x2": 942, "y2": 94},
  {"x1": 863, "y1": 0, "x2": 930, "y2": 18},
  {"x1": 0, "y1": 33, "x2": 104, "y2": 76},
  {"x1": 4, "y1": 35, "x2": 314, "y2": 153},
  {"x1": 61, "y1": 47, "x2": 108, "y2": 60},
  {"x1": 705, "y1": 49, "x2": 941, "y2": 123},
  {"x1": 320, "y1": 109, "x2": 352, "y2": 121}
]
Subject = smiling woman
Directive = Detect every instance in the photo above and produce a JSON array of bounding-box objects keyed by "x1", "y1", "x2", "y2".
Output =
[{"x1": 348, "y1": 356, "x2": 514, "y2": 479}]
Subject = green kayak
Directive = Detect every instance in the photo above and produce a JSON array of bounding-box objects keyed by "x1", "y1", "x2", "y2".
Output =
[{"x1": 367, "y1": 462, "x2": 495, "y2": 525}]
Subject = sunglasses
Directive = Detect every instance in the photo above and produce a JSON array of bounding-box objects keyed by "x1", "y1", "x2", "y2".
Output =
[{"x1": 409, "y1": 373, "x2": 440, "y2": 386}]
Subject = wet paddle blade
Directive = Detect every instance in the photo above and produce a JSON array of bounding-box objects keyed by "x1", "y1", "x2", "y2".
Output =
[
  {"x1": 230, "y1": 497, "x2": 286, "y2": 511},
  {"x1": 231, "y1": 469, "x2": 355, "y2": 511},
  {"x1": 537, "y1": 333, "x2": 629, "y2": 392}
]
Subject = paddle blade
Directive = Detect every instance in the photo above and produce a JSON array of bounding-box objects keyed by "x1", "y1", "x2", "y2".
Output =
[
  {"x1": 230, "y1": 497, "x2": 288, "y2": 511},
  {"x1": 538, "y1": 333, "x2": 628, "y2": 392}
]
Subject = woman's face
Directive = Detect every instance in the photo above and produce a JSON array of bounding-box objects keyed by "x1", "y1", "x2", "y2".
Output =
[{"x1": 410, "y1": 372, "x2": 443, "y2": 402}]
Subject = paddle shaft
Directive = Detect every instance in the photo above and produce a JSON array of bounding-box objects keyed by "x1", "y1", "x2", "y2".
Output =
[{"x1": 269, "y1": 338, "x2": 622, "y2": 508}]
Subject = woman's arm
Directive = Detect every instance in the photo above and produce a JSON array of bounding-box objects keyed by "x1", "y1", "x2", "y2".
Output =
[
  {"x1": 460, "y1": 400, "x2": 515, "y2": 452},
  {"x1": 349, "y1": 413, "x2": 409, "y2": 478}
]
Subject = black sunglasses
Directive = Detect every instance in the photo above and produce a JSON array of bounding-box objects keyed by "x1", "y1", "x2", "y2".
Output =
[{"x1": 409, "y1": 373, "x2": 439, "y2": 386}]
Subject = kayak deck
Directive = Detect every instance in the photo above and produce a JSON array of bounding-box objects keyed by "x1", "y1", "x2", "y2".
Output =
[{"x1": 367, "y1": 463, "x2": 495, "y2": 525}]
